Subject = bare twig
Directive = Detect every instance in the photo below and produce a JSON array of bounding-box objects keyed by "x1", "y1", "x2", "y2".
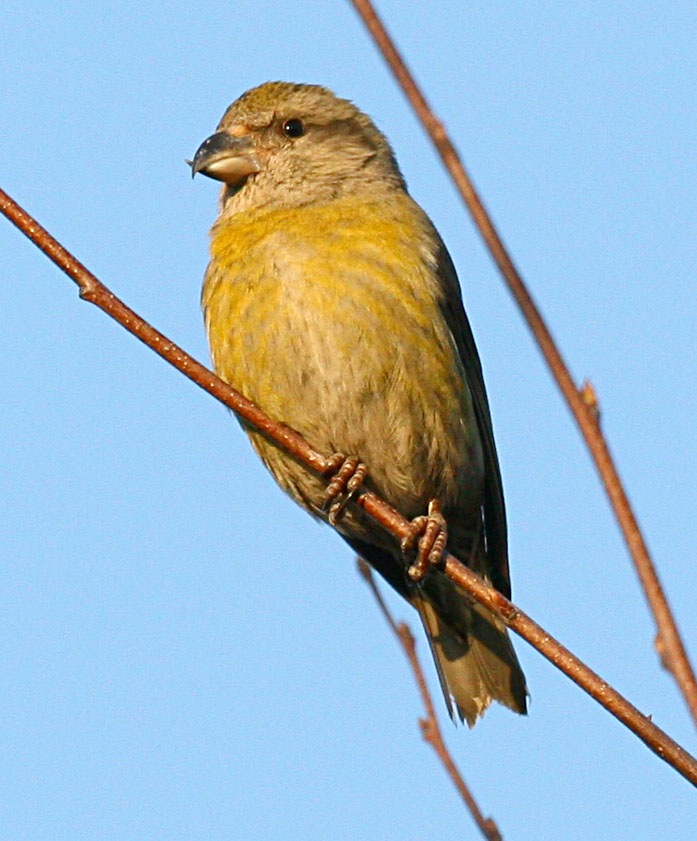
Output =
[
  {"x1": 2, "y1": 186, "x2": 697, "y2": 786},
  {"x1": 357, "y1": 560, "x2": 503, "y2": 841},
  {"x1": 348, "y1": 0, "x2": 697, "y2": 728}
]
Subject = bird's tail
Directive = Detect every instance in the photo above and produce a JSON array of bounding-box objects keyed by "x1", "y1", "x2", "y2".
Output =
[{"x1": 414, "y1": 593, "x2": 527, "y2": 727}]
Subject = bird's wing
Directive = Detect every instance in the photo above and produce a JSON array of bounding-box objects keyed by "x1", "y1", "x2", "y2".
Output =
[{"x1": 435, "y1": 241, "x2": 511, "y2": 598}]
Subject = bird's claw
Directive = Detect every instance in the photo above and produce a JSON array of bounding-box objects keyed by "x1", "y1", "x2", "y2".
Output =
[
  {"x1": 322, "y1": 453, "x2": 367, "y2": 525},
  {"x1": 401, "y1": 499, "x2": 448, "y2": 582}
]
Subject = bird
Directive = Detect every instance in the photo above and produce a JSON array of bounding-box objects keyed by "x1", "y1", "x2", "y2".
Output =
[{"x1": 191, "y1": 81, "x2": 527, "y2": 725}]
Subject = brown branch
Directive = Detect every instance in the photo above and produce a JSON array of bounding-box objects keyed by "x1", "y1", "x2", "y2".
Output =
[
  {"x1": 348, "y1": 0, "x2": 697, "y2": 729},
  {"x1": 2, "y1": 185, "x2": 697, "y2": 787},
  {"x1": 0, "y1": 189, "x2": 330, "y2": 478},
  {"x1": 357, "y1": 560, "x2": 503, "y2": 841}
]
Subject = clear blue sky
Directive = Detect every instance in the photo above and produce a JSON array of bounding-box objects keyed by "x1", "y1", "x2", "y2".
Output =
[{"x1": 2, "y1": 1, "x2": 696, "y2": 838}]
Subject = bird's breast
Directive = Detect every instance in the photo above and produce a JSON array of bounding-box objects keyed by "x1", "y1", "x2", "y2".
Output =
[{"x1": 202, "y1": 196, "x2": 484, "y2": 517}]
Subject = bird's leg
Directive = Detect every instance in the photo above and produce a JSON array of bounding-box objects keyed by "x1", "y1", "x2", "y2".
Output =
[
  {"x1": 401, "y1": 499, "x2": 448, "y2": 582},
  {"x1": 321, "y1": 453, "x2": 367, "y2": 525}
]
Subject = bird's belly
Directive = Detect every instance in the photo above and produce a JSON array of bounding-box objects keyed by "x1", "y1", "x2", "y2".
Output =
[{"x1": 203, "y1": 217, "x2": 484, "y2": 531}]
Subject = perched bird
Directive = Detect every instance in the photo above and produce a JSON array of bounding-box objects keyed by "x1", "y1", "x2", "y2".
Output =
[{"x1": 192, "y1": 81, "x2": 527, "y2": 725}]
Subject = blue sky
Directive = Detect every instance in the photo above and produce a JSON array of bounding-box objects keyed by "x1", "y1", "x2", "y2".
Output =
[{"x1": 2, "y1": 1, "x2": 696, "y2": 838}]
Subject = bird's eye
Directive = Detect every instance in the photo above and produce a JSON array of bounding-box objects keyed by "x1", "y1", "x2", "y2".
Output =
[{"x1": 282, "y1": 118, "x2": 305, "y2": 138}]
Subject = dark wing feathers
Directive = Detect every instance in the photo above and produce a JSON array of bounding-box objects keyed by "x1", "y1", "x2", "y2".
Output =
[{"x1": 435, "y1": 242, "x2": 511, "y2": 598}]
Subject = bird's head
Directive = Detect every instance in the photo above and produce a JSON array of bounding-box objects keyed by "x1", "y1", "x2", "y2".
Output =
[{"x1": 191, "y1": 81, "x2": 405, "y2": 211}]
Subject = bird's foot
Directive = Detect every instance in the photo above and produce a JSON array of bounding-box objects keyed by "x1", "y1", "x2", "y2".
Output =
[
  {"x1": 401, "y1": 499, "x2": 448, "y2": 582},
  {"x1": 322, "y1": 453, "x2": 367, "y2": 525}
]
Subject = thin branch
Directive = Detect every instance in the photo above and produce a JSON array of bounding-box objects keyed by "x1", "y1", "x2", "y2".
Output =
[
  {"x1": 357, "y1": 560, "x2": 503, "y2": 841},
  {"x1": 2, "y1": 186, "x2": 697, "y2": 787},
  {"x1": 348, "y1": 0, "x2": 697, "y2": 729}
]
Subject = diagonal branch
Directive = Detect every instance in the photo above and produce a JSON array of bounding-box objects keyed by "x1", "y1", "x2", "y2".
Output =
[
  {"x1": 2, "y1": 186, "x2": 697, "y2": 787},
  {"x1": 348, "y1": 0, "x2": 697, "y2": 729},
  {"x1": 357, "y1": 559, "x2": 503, "y2": 841}
]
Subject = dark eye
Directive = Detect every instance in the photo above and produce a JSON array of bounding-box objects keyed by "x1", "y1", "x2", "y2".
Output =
[{"x1": 282, "y1": 118, "x2": 305, "y2": 138}]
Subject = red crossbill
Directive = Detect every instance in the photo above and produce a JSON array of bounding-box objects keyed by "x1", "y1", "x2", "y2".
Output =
[{"x1": 192, "y1": 82, "x2": 527, "y2": 725}]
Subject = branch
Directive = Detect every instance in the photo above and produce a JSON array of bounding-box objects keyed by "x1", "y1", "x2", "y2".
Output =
[
  {"x1": 357, "y1": 560, "x2": 503, "y2": 841},
  {"x1": 2, "y1": 186, "x2": 697, "y2": 787},
  {"x1": 348, "y1": 0, "x2": 697, "y2": 729}
]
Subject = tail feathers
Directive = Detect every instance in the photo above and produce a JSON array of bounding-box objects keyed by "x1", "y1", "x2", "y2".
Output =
[{"x1": 415, "y1": 596, "x2": 528, "y2": 727}]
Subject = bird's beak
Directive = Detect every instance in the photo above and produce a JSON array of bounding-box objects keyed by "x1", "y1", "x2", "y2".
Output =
[{"x1": 190, "y1": 131, "x2": 261, "y2": 184}]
